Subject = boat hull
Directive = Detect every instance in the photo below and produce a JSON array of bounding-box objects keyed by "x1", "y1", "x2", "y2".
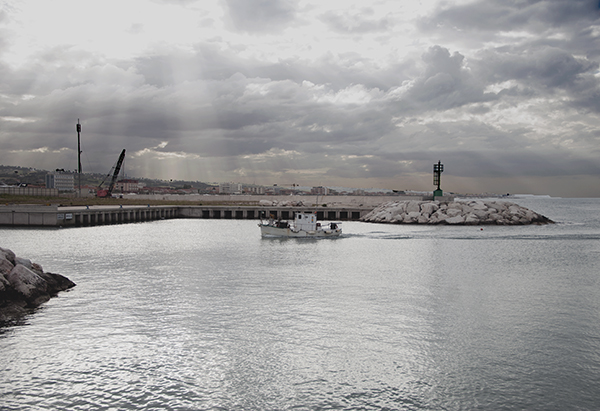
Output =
[{"x1": 259, "y1": 224, "x2": 342, "y2": 238}]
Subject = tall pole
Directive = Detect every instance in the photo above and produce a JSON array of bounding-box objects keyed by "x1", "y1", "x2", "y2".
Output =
[{"x1": 77, "y1": 119, "x2": 82, "y2": 197}]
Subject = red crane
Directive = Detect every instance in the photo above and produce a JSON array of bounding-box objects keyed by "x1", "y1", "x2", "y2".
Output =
[{"x1": 97, "y1": 149, "x2": 126, "y2": 198}]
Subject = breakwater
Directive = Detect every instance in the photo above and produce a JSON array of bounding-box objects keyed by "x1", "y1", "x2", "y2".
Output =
[
  {"x1": 1, "y1": 198, "x2": 552, "y2": 227},
  {"x1": 362, "y1": 200, "x2": 553, "y2": 225}
]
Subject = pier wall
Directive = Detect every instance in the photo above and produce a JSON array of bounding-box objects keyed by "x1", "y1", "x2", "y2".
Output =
[
  {"x1": 177, "y1": 206, "x2": 370, "y2": 221},
  {"x1": 0, "y1": 204, "x2": 372, "y2": 228},
  {"x1": 0, "y1": 187, "x2": 59, "y2": 196},
  {"x1": 0, "y1": 205, "x2": 179, "y2": 228}
]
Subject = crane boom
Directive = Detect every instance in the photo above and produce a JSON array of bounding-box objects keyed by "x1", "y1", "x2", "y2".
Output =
[{"x1": 97, "y1": 149, "x2": 126, "y2": 198}]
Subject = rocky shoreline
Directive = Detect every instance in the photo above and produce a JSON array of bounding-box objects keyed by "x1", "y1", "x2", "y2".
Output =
[
  {"x1": 361, "y1": 200, "x2": 553, "y2": 225},
  {"x1": 1, "y1": 247, "x2": 75, "y2": 325}
]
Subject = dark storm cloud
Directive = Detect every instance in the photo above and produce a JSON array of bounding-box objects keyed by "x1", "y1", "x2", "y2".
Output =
[
  {"x1": 417, "y1": 0, "x2": 600, "y2": 116},
  {"x1": 471, "y1": 45, "x2": 600, "y2": 113},
  {"x1": 224, "y1": 0, "x2": 297, "y2": 33},
  {"x1": 1, "y1": 0, "x2": 599, "y2": 195},
  {"x1": 402, "y1": 46, "x2": 492, "y2": 111},
  {"x1": 475, "y1": 46, "x2": 597, "y2": 89},
  {"x1": 420, "y1": 0, "x2": 599, "y2": 34}
]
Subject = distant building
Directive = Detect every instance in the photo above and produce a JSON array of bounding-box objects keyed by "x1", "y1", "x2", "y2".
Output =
[
  {"x1": 311, "y1": 186, "x2": 329, "y2": 195},
  {"x1": 243, "y1": 185, "x2": 265, "y2": 194},
  {"x1": 219, "y1": 182, "x2": 242, "y2": 194},
  {"x1": 115, "y1": 179, "x2": 140, "y2": 193},
  {"x1": 45, "y1": 170, "x2": 74, "y2": 192}
]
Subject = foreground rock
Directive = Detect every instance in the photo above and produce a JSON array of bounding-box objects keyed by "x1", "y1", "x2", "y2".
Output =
[
  {"x1": 361, "y1": 200, "x2": 553, "y2": 225},
  {"x1": 1, "y1": 247, "x2": 75, "y2": 324}
]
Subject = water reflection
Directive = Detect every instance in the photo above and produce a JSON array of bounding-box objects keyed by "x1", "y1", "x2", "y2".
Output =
[{"x1": 1, "y1": 199, "x2": 600, "y2": 409}]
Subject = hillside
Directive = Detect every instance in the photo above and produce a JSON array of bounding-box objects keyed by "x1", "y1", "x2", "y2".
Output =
[{"x1": 0, "y1": 165, "x2": 213, "y2": 191}]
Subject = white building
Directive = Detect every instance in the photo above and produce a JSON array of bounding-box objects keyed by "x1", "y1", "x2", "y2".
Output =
[
  {"x1": 45, "y1": 170, "x2": 75, "y2": 192},
  {"x1": 243, "y1": 185, "x2": 265, "y2": 194},
  {"x1": 115, "y1": 179, "x2": 140, "y2": 193},
  {"x1": 219, "y1": 182, "x2": 242, "y2": 194},
  {"x1": 311, "y1": 186, "x2": 329, "y2": 195}
]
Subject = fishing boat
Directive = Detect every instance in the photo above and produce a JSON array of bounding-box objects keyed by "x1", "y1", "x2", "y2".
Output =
[{"x1": 259, "y1": 211, "x2": 342, "y2": 238}]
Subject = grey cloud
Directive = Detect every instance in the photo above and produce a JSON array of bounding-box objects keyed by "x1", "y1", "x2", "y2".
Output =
[
  {"x1": 135, "y1": 45, "x2": 241, "y2": 87},
  {"x1": 320, "y1": 8, "x2": 392, "y2": 34},
  {"x1": 0, "y1": 47, "x2": 114, "y2": 97},
  {"x1": 150, "y1": 0, "x2": 199, "y2": 4},
  {"x1": 256, "y1": 53, "x2": 410, "y2": 92},
  {"x1": 401, "y1": 46, "x2": 492, "y2": 111},
  {"x1": 477, "y1": 46, "x2": 597, "y2": 89},
  {"x1": 473, "y1": 45, "x2": 600, "y2": 112},
  {"x1": 420, "y1": 0, "x2": 599, "y2": 34},
  {"x1": 372, "y1": 148, "x2": 600, "y2": 180},
  {"x1": 135, "y1": 44, "x2": 408, "y2": 92},
  {"x1": 224, "y1": 0, "x2": 297, "y2": 33},
  {"x1": 2, "y1": 0, "x2": 599, "y2": 196}
]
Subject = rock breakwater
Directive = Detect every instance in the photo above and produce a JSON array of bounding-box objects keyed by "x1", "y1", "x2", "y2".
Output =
[
  {"x1": 259, "y1": 199, "x2": 306, "y2": 207},
  {"x1": 1, "y1": 247, "x2": 75, "y2": 324},
  {"x1": 361, "y1": 200, "x2": 553, "y2": 225}
]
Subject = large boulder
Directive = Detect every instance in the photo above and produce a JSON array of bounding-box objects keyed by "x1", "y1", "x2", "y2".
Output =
[
  {"x1": 0, "y1": 257, "x2": 14, "y2": 277},
  {"x1": 6, "y1": 264, "x2": 48, "y2": 305},
  {"x1": 445, "y1": 208, "x2": 462, "y2": 217},
  {"x1": 420, "y1": 202, "x2": 439, "y2": 217},
  {"x1": 445, "y1": 215, "x2": 465, "y2": 224},
  {"x1": 406, "y1": 201, "x2": 421, "y2": 213},
  {"x1": 0, "y1": 271, "x2": 10, "y2": 293},
  {"x1": 1, "y1": 247, "x2": 75, "y2": 324},
  {"x1": 0, "y1": 247, "x2": 16, "y2": 265}
]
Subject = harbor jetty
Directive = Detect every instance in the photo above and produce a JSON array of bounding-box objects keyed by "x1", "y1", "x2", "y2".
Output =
[
  {"x1": 0, "y1": 204, "x2": 371, "y2": 227},
  {"x1": 1, "y1": 195, "x2": 553, "y2": 227},
  {"x1": 361, "y1": 200, "x2": 553, "y2": 225},
  {"x1": 1, "y1": 247, "x2": 75, "y2": 324},
  {"x1": 0, "y1": 193, "x2": 439, "y2": 227}
]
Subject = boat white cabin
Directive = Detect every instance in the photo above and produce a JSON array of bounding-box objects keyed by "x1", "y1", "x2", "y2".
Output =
[{"x1": 259, "y1": 211, "x2": 342, "y2": 238}]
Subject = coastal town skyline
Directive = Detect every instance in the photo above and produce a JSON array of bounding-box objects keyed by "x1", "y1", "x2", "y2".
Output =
[
  {"x1": 1, "y1": 0, "x2": 599, "y2": 198},
  {"x1": 0, "y1": 163, "x2": 553, "y2": 198}
]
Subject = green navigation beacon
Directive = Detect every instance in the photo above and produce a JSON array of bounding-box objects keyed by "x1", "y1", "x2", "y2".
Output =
[{"x1": 433, "y1": 160, "x2": 444, "y2": 199}]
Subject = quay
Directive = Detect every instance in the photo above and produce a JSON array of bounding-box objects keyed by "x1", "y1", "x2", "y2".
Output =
[{"x1": 0, "y1": 204, "x2": 373, "y2": 228}]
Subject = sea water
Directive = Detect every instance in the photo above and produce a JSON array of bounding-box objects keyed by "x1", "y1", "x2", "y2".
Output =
[{"x1": 1, "y1": 197, "x2": 599, "y2": 410}]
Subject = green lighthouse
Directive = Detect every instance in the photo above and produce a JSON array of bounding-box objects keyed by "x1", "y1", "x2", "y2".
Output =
[{"x1": 433, "y1": 160, "x2": 444, "y2": 199}]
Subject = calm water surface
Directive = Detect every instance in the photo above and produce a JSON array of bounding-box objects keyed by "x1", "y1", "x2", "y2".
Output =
[{"x1": 1, "y1": 198, "x2": 599, "y2": 410}]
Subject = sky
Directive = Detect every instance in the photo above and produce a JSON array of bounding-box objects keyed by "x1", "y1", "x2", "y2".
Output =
[{"x1": 1, "y1": 0, "x2": 599, "y2": 197}]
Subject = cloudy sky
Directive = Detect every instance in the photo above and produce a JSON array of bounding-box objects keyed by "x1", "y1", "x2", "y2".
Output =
[{"x1": 1, "y1": 0, "x2": 599, "y2": 196}]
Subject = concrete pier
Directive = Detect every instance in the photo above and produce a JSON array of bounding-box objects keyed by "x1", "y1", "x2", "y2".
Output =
[
  {"x1": 0, "y1": 205, "x2": 179, "y2": 227},
  {"x1": 0, "y1": 204, "x2": 372, "y2": 228},
  {"x1": 178, "y1": 205, "x2": 370, "y2": 221}
]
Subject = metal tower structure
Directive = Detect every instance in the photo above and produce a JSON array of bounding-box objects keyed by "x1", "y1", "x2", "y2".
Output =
[{"x1": 433, "y1": 160, "x2": 444, "y2": 198}]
